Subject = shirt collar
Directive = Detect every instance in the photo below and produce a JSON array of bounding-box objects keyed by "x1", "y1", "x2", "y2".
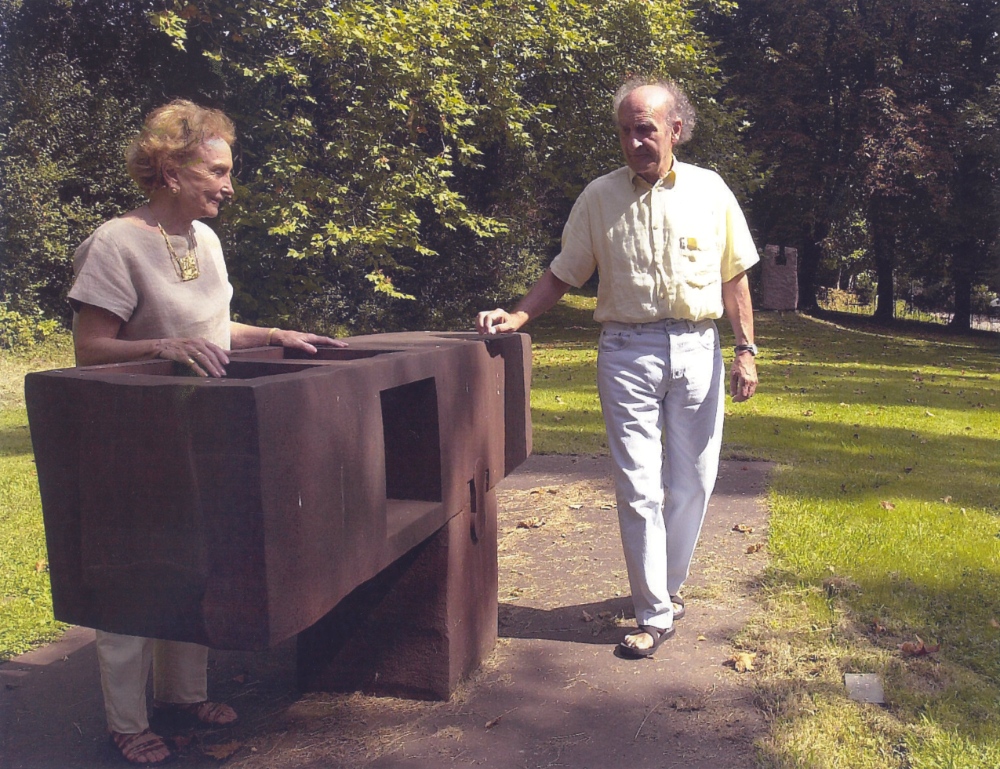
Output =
[{"x1": 629, "y1": 159, "x2": 677, "y2": 191}]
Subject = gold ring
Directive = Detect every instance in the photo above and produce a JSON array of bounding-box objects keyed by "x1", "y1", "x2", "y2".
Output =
[{"x1": 187, "y1": 357, "x2": 196, "y2": 366}]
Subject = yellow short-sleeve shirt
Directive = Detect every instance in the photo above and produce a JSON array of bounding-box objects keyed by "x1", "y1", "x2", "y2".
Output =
[{"x1": 549, "y1": 162, "x2": 759, "y2": 323}]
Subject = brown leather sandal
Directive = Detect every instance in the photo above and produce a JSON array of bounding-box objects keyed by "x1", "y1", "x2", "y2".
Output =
[
  {"x1": 154, "y1": 700, "x2": 238, "y2": 727},
  {"x1": 110, "y1": 729, "x2": 174, "y2": 766},
  {"x1": 617, "y1": 624, "x2": 676, "y2": 659},
  {"x1": 671, "y1": 594, "x2": 685, "y2": 621}
]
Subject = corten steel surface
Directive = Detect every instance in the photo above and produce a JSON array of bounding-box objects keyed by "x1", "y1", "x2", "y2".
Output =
[{"x1": 25, "y1": 332, "x2": 531, "y2": 662}]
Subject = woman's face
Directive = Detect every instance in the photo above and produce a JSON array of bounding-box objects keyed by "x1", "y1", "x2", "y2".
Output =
[{"x1": 168, "y1": 138, "x2": 234, "y2": 220}]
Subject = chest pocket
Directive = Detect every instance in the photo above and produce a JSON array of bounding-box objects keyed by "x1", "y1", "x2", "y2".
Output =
[{"x1": 676, "y1": 230, "x2": 723, "y2": 288}]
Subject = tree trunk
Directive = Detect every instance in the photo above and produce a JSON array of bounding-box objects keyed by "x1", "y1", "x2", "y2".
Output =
[
  {"x1": 949, "y1": 249, "x2": 973, "y2": 331},
  {"x1": 868, "y1": 197, "x2": 896, "y2": 323},
  {"x1": 870, "y1": 202, "x2": 895, "y2": 322},
  {"x1": 797, "y1": 226, "x2": 826, "y2": 312}
]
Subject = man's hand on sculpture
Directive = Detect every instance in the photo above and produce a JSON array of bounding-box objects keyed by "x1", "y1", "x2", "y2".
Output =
[
  {"x1": 476, "y1": 309, "x2": 522, "y2": 335},
  {"x1": 729, "y1": 355, "x2": 758, "y2": 402}
]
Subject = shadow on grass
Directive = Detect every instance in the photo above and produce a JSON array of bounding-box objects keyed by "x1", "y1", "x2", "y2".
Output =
[{"x1": 0, "y1": 423, "x2": 33, "y2": 458}]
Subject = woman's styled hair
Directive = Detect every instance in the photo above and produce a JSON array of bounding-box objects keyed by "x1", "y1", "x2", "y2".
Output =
[{"x1": 126, "y1": 99, "x2": 236, "y2": 193}]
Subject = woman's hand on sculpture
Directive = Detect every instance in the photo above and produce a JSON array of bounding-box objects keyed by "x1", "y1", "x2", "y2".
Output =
[{"x1": 158, "y1": 338, "x2": 230, "y2": 378}]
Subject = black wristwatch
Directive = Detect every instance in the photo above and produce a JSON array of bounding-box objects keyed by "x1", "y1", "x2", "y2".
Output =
[{"x1": 735, "y1": 343, "x2": 758, "y2": 357}]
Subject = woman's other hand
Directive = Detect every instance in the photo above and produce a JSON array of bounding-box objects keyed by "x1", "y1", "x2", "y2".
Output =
[{"x1": 270, "y1": 329, "x2": 349, "y2": 354}]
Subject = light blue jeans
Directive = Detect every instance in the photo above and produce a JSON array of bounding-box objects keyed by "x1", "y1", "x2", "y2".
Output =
[{"x1": 596, "y1": 318, "x2": 725, "y2": 631}]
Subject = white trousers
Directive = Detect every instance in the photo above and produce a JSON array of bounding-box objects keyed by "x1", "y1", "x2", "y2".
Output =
[
  {"x1": 596, "y1": 319, "x2": 725, "y2": 631},
  {"x1": 95, "y1": 630, "x2": 208, "y2": 734}
]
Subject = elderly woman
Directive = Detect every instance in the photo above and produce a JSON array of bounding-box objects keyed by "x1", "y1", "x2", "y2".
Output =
[{"x1": 68, "y1": 100, "x2": 346, "y2": 765}]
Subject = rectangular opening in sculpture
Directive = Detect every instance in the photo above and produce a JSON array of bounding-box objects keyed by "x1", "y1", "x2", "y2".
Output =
[
  {"x1": 282, "y1": 348, "x2": 403, "y2": 361},
  {"x1": 380, "y1": 378, "x2": 442, "y2": 536}
]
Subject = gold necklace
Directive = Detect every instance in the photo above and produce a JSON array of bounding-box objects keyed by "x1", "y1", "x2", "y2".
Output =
[{"x1": 156, "y1": 221, "x2": 201, "y2": 281}]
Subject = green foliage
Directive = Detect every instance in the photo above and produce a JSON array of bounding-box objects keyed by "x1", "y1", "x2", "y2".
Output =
[
  {"x1": 0, "y1": 53, "x2": 143, "y2": 317},
  {"x1": 156, "y1": 0, "x2": 736, "y2": 329},
  {"x1": 714, "y1": 0, "x2": 1000, "y2": 322},
  {"x1": 0, "y1": 305, "x2": 64, "y2": 350},
  {"x1": 0, "y1": 0, "x2": 743, "y2": 331}
]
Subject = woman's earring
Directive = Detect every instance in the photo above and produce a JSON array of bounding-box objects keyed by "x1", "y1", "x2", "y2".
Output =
[{"x1": 171, "y1": 187, "x2": 179, "y2": 196}]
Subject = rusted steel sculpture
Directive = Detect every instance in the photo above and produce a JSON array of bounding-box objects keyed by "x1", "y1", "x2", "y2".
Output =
[{"x1": 25, "y1": 331, "x2": 531, "y2": 699}]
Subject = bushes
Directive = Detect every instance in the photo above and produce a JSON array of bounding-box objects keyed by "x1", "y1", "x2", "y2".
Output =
[
  {"x1": 0, "y1": 305, "x2": 64, "y2": 350},
  {"x1": 0, "y1": 53, "x2": 143, "y2": 318}
]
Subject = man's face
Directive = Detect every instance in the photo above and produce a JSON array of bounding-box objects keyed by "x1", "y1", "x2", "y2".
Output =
[{"x1": 617, "y1": 86, "x2": 681, "y2": 185}]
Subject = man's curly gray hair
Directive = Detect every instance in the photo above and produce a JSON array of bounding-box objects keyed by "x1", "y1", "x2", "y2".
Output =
[{"x1": 612, "y1": 77, "x2": 696, "y2": 145}]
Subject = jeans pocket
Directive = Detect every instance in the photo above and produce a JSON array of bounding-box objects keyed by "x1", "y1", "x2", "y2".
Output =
[
  {"x1": 690, "y1": 322, "x2": 720, "y2": 352},
  {"x1": 599, "y1": 328, "x2": 633, "y2": 353}
]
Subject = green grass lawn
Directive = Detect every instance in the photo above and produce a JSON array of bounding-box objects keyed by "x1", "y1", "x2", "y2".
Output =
[
  {"x1": 528, "y1": 296, "x2": 1000, "y2": 768},
  {"x1": 0, "y1": 336, "x2": 75, "y2": 657},
  {"x1": 3, "y1": 306, "x2": 1000, "y2": 768}
]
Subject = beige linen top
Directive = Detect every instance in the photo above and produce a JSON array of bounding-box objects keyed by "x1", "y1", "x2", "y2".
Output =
[
  {"x1": 549, "y1": 162, "x2": 759, "y2": 323},
  {"x1": 68, "y1": 217, "x2": 233, "y2": 349}
]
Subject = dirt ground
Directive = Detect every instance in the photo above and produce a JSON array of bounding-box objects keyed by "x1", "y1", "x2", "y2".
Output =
[{"x1": 0, "y1": 454, "x2": 771, "y2": 769}]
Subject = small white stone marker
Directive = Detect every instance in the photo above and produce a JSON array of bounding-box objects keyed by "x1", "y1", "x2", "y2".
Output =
[{"x1": 844, "y1": 673, "x2": 885, "y2": 704}]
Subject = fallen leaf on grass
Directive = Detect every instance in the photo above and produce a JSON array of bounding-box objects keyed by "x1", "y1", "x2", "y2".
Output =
[
  {"x1": 990, "y1": 618, "x2": 1000, "y2": 629},
  {"x1": 201, "y1": 741, "x2": 241, "y2": 761},
  {"x1": 35, "y1": 560, "x2": 48, "y2": 573},
  {"x1": 746, "y1": 542, "x2": 764, "y2": 554},
  {"x1": 941, "y1": 496, "x2": 952, "y2": 503},
  {"x1": 802, "y1": 409, "x2": 814, "y2": 416},
  {"x1": 516, "y1": 517, "x2": 545, "y2": 529},
  {"x1": 898, "y1": 636, "x2": 940, "y2": 657},
  {"x1": 732, "y1": 523, "x2": 754, "y2": 534},
  {"x1": 871, "y1": 619, "x2": 887, "y2": 634},
  {"x1": 727, "y1": 652, "x2": 757, "y2": 672},
  {"x1": 880, "y1": 500, "x2": 896, "y2": 510}
]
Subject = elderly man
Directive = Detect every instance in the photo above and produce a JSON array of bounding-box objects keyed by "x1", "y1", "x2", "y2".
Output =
[{"x1": 476, "y1": 77, "x2": 759, "y2": 658}]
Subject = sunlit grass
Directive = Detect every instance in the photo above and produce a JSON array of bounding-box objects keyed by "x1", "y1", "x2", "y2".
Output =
[
  {"x1": 0, "y1": 335, "x2": 75, "y2": 658},
  {"x1": 4, "y1": 311, "x2": 1000, "y2": 766},
  {"x1": 527, "y1": 293, "x2": 1000, "y2": 768}
]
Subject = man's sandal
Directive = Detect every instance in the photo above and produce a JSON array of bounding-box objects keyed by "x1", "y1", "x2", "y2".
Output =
[
  {"x1": 617, "y1": 624, "x2": 675, "y2": 659},
  {"x1": 671, "y1": 594, "x2": 685, "y2": 621},
  {"x1": 110, "y1": 729, "x2": 174, "y2": 766},
  {"x1": 153, "y1": 700, "x2": 238, "y2": 727}
]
